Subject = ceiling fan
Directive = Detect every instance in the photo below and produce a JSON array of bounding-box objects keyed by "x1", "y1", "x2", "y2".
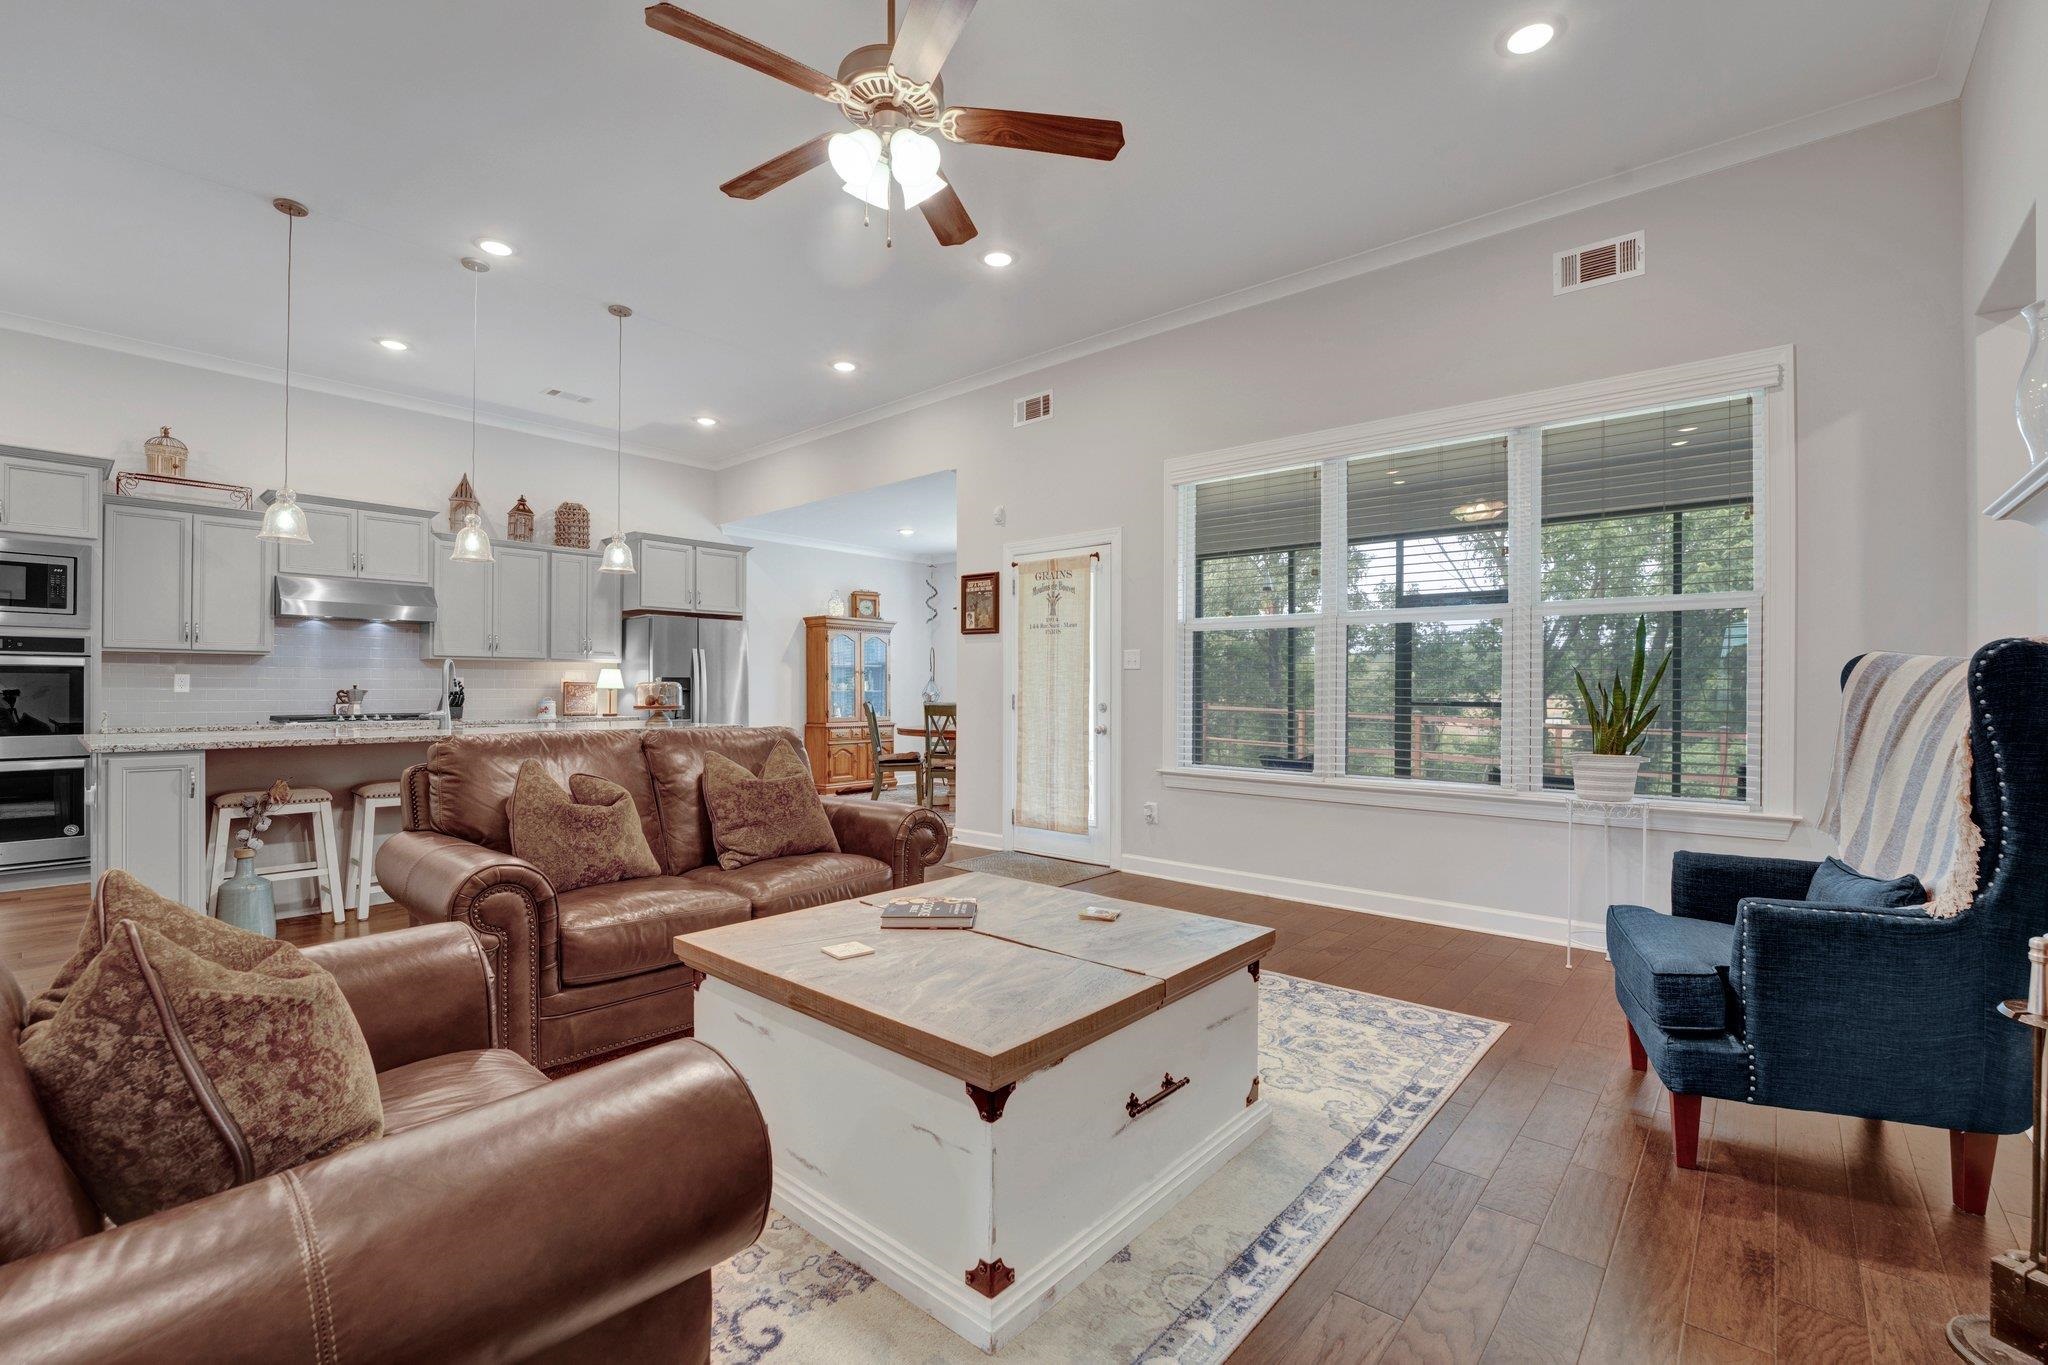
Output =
[{"x1": 643, "y1": 0, "x2": 1125, "y2": 247}]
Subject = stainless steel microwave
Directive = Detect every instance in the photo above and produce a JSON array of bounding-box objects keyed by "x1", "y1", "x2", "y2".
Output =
[{"x1": 0, "y1": 534, "x2": 89, "y2": 631}]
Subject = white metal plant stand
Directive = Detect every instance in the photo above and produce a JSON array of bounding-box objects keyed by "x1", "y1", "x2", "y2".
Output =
[{"x1": 1564, "y1": 796, "x2": 1649, "y2": 966}]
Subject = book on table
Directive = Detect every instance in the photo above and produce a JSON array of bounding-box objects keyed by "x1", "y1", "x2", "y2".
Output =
[{"x1": 878, "y1": 896, "x2": 979, "y2": 929}]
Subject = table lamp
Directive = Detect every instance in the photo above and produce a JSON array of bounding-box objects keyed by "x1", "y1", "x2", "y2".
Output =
[{"x1": 596, "y1": 667, "x2": 625, "y2": 718}]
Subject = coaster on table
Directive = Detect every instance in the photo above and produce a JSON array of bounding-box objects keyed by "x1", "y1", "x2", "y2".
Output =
[
  {"x1": 1080, "y1": 905, "x2": 1122, "y2": 922},
  {"x1": 821, "y1": 941, "x2": 875, "y2": 961}
]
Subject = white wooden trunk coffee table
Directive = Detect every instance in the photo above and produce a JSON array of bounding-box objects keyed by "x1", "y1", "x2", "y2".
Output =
[{"x1": 673, "y1": 871, "x2": 1276, "y2": 1351}]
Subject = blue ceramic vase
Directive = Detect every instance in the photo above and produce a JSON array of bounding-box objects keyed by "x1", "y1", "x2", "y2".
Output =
[{"x1": 214, "y1": 849, "x2": 276, "y2": 937}]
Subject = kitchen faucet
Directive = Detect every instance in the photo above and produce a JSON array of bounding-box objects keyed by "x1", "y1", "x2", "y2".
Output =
[{"x1": 436, "y1": 657, "x2": 457, "y2": 732}]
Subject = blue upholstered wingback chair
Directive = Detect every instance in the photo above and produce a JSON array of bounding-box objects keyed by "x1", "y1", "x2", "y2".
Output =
[{"x1": 1604, "y1": 638, "x2": 2048, "y2": 1214}]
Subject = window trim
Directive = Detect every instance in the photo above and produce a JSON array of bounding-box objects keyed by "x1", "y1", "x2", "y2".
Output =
[{"x1": 1161, "y1": 346, "x2": 1797, "y2": 821}]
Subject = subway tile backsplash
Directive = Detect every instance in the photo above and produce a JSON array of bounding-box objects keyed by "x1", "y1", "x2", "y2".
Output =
[{"x1": 98, "y1": 619, "x2": 604, "y2": 729}]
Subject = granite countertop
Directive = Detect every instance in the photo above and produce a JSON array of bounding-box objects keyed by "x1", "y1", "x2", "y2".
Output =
[{"x1": 79, "y1": 715, "x2": 652, "y2": 754}]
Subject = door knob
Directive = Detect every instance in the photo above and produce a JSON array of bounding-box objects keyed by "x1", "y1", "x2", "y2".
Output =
[{"x1": 1095, "y1": 724, "x2": 1109, "y2": 735}]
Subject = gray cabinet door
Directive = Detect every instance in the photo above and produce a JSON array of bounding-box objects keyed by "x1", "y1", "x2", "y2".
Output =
[
  {"x1": 693, "y1": 545, "x2": 746, "y2": 614},
  {"x1": 638, "y1": 540, "x2": 694, "y2": 610},
  {"x1": 104, "y1": 752, "x2": 205, "y2": 909},
  {"x1": 190, "y1": 515, "x2": 272, "y2": 653},
  {"x1": 430, "y1": 552, "x2": 494, "y2": 658},
  {"x1": 587, "y1": 560, "x2": 622, "y2": 660},
  {"x1": 547, "y1": 553, "x2": 590, "y2": 660},
  {"x1": 491, "y1": 546, "x2": 548, "y2": 659},
  {"x1": 102, "y1": 504, "x2": 192, "y2": 651},
  {"x1": 357, "y1": 510, "x2": 432, "y2": 583},
  {"x1": 277, "y1": 506, "x2": 358, "y2": 577},
  {"x1": 0, "y1": 459, "x2": 96, "y2": 538}
]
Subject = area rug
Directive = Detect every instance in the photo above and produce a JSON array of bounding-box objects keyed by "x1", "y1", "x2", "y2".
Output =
[
  {"x1": 950, "y1": 850, "x2": 1108, "y2": 886},
  {"x1": 710, "y1": 973, "x2": 1504, "y2": 1363}
]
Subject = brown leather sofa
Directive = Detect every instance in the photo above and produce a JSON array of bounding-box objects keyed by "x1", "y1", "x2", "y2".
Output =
[
  {"x1": 379, "y1": 725, "x2": 949, "y2": 1070},
  {"x1": 0, "y1": 922, "x2": 770, "y2": 1363}
]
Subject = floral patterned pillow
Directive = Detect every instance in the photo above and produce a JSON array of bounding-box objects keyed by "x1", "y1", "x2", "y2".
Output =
[
  {"x1": 701, "y1": 743, "x2": 840, "y2": 870},
  {"x1": 507, "y1": 762, "x2": 663, "y2": 893}
]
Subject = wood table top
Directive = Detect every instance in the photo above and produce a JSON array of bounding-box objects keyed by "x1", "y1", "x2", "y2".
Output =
[{"x1": 673, "y1": 872, "x2": 1274, "y2": 1090}]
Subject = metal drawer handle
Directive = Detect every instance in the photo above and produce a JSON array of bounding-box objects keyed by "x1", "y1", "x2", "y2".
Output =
[{"x1": 1126, "y1": 1072, "x2": 1189, "y2": 1120}]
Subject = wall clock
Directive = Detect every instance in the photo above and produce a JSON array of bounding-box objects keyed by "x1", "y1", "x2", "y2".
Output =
[{"x1": 850, "y1": 590, "x2": 881, "y2": 619}]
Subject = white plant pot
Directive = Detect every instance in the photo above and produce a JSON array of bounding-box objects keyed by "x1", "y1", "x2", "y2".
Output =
[{"x1": 1572, "y1": 753, "x2": 1644, "y2": 803}]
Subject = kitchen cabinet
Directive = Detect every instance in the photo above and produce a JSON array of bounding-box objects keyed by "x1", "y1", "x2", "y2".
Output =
[
  {"x1": 620, "y1": 535, "x2": 748, "y2": 615},
  {"x1": 427, "y1": 540, "x2": 548, "y2": 659},
  {"x1": 103, "y1": 499, "x2": 273, "y2": 653},
  {"x1": 802, "y1": 614, "x2": 893, "y2": 793},
  {"x1": 548, "y1": 551, "x2": 622, "y2": 662},
  {"x1": 0, "y1": 457, "x2": 98, "y2": 539},
  {"x1": 97, "y1": 751, "x2": 208, "y2": 909},
  {"x1": 278, "y1": 496, "x2": 433, "y2": 584}
]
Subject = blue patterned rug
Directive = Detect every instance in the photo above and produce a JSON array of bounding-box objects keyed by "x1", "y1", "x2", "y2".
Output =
[{"x1": 711, "y1": 973, "x2": 1503, "y2": 1363}]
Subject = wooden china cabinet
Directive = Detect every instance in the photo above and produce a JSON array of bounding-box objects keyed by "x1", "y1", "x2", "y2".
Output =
[{"x1": 802, "y1": 615, "x2": 895, "y2": 793}]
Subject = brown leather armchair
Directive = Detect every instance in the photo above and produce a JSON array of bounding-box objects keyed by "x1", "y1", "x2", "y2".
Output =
[
  {"x1": 0, "y1": 923, "x2": 771, "y2": 1363},
  {"x1": 379, "y1": 725, "x2": 948, "y2": 1070}
]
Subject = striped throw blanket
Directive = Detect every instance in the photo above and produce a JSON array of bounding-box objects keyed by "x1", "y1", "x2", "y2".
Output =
[{"x1": 1818, "y1": 653, "x2": 1981, "y2": 918}]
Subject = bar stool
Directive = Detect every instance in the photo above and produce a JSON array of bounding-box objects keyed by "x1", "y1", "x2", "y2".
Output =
[
  {"x1": 206, "y1": 786, "x2": 344, "y2": 922},
  {"x1": 346, "y1": 779, "x2": 404, "y2": 920}
]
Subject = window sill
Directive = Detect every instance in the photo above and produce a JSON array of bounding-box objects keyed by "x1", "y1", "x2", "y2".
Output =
[{"x1": 1156, "y1": 767, "x2": 1798, "y2": 841}]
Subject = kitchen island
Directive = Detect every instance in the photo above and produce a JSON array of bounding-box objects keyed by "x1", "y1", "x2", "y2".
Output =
[{"x1": 82, "y1": 716, "x2": 651, "y2": 914}]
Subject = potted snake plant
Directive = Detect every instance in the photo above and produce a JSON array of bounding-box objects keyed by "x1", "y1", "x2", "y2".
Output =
[{"x1": 1571, "y1": 615, "x2": 1671, "y2": 802}]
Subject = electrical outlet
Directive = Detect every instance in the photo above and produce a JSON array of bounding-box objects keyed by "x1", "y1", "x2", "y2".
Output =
[
  {"x1": 1143, "y1": 801, "x2": 1159, "y2": 825},
  {"x1": 1122, "y1": 649, "x2": 1141, "y2": 670},
  {"x1": 173, "y1": 674, "x2": 190, "y2": 693}
]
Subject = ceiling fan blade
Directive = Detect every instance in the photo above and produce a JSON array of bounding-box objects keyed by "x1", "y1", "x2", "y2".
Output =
[
  {"x1": 945, "y1": 107, "x2": 1124, "y2": 161},
  {"x1": 644, "y1": 3, "x2": 835, "y2": 99},
  {"x1": 720, "y1": 135, "x2": 834, "y2": 199},
  {"x1": 890, "y1": 0, "x2": 976, "y2": 84},
  {"x1": 920, "y1": 183, "x2": 978, "y2": 246}
]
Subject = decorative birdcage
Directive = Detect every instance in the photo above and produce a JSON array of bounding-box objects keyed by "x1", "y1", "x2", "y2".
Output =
[
  {"x1": 553, "y1": 500, "x2": 591, "y2": 549},
  {"x1": 448, "y1": 474, "x2": 480, "y2": 530},
  {"x1": 143, "y1": 426, "x2": 189, "y2": 476},
  {"x1": 507, "y1": 495, "x2": 535, "y2": 542}
]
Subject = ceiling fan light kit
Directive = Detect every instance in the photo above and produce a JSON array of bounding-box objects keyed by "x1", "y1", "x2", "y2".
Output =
[{"x1": 644, "y1": 0, "x2": 1124, "y2": 248}]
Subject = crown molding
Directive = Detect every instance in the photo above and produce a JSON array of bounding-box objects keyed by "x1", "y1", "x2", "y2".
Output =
[
  {"x1": 721, "y1": 42, "x2": 1984, "y2": 474},
  {"x1": 727, "y1": 526, "x2": 955, "y2": 563},
  {"x1": 0, "y1": 309, "x2": 717, "y2": 471}
]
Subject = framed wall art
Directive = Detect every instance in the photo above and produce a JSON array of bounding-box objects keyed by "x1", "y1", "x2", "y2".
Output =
[{"x1": 960, "y1": 571, "x2": 1000, "y2": 635}]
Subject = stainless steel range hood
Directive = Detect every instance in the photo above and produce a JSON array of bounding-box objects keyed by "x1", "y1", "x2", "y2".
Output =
[{"x1": 274, "y1": 573, "x2": 437, "y2": 623}]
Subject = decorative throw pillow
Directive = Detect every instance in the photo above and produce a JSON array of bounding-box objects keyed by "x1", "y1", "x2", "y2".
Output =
[
  {"x1": 701, "y1": 742, "x2": 839, "y2": 870},
  {"x1": 507, "y1": 761, "x2": 662, "y2": 893},
  {"x1": 25, "y1": 869, "x2": 292, "y2": 1034},
  {"x1": 1808, "y1": 856, "x2": 1928, "y2": 909},
  {"x1": 20, "y1": 919, "x2": 383, "y2": 1223}
]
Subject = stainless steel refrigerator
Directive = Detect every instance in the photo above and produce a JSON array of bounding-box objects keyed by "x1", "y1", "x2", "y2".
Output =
[{"x1": 622, "y1": 612, "x2": 748, "y2": 725}]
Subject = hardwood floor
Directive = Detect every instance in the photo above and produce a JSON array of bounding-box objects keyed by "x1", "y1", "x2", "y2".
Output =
[{"x1": 2, "y1": 866, "x2": 2019, "y2": 1362}]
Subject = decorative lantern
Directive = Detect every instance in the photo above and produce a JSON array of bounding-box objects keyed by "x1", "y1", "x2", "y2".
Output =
[
  {"x1": 507, "y1": 496, "x2": 535, "y2": 542},
  {"x1": 448, "y1": 473, "x2": 480, "y2": 531},
  {"x1": 553, "y1": 501, "x2": 591, "y2": 549},
  {"x1": 143, "y1": 426, "x2": 189, "y2": 477}
]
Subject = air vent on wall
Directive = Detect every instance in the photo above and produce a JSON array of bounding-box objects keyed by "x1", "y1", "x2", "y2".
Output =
[
  {"x1": 542, "y1": 387, "x2": 595, "y2": 404},
  {"x1": 1014, "y1": 391, "x2": 1053, "y2": 427},
  {"x1": 1554, "y1": 231, "x2": 1645, "y2": 295}
]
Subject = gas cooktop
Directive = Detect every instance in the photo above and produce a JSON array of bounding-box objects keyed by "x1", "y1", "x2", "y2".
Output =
[{"x1": 268, "y1": 712, "x2": 440, "y2": 725}]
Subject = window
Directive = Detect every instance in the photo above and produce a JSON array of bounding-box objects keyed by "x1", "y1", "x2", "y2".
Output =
[{"x1": 1173, "y1": 362, "x2": 1779, "y2": 810}]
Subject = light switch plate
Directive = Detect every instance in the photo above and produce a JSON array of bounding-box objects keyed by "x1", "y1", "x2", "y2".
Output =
[
  {"x1": 1122, "y1": 649, "x2": 1141, "y2": 670},
  {"x1": 173, "y1": 674, "x2": 190, "y2": 693}
]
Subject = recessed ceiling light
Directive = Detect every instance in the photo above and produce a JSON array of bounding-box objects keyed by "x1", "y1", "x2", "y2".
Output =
[
  {"x1": 832, "y1": 360, "x2": 859, "y2": 373},
  {"x1": 376, "y1": 337, "x2": 409, "y2": 352},
  {"x1": 475, "y1": 239, "x2": 514, "y2": 257},
  {"x1": 897, "y1": 526, "x2": 915, "y2": 537},
  {"x1": 981, "y1": 251, "x2": 1014, "y2": 269},
  {"x1": 1670, "y1": 440, "x2": 1690, "y2": 447},
  {"x1": 695, "y1": 416, "x2": 718, "y2": 428},
  {"x1": 1503, "y1": 21, "x2": 1556, "y2": 55}
]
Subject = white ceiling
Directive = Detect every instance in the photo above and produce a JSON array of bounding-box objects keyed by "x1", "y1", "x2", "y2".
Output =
[
  {"x1": 728, "y1": 470, "x2": 957, "y2": 559},
  {"x1": 0, "y1": 1, "x2": 1980, "y2": 469}
]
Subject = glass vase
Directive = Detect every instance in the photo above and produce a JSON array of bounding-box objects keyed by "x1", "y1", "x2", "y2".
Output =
[
  {"x1": 214, "y1": 850, "x2": 277, "y2": 937},
  {"x1": 2021, "y1": 301, "x2": 2048, "y2": 469}
]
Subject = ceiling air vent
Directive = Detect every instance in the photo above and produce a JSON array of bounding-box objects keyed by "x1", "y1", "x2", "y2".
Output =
[
  {"x1": 542, "y1": 387, "x2": 595, "y2": 404},
  {"x1": 1013, "y1": 391, "x2": 1053, "y2": 427},
  {"x1": 1554, "y1": 230, "x2": 1645, "y2": 295}
]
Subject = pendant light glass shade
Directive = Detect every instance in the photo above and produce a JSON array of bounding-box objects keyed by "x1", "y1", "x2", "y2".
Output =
[
  {"x1": 451, "y1": 510, "x2": 494, "y2": 563},
  {"x1": 597, "y1": 532, "x2": 635, "y2": 575},
  {"x1": 259, "y1": 487, "x2": 312, "y2": 543}
]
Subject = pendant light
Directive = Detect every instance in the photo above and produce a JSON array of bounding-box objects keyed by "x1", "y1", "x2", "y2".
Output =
[
  {"x1": 449, "y1": 256, "x2": 495, "y2": 563},
  {"x1": 258, "y1": 198, "x2": 313, "y2": 543},
  {"x1": 598, "y1": 303, "x2": 636, "y2": 575}
]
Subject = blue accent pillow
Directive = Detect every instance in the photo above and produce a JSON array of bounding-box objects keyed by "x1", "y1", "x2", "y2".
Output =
[{"x1": 1808, "y1": 856, "x2": 1927, "y2": 909}]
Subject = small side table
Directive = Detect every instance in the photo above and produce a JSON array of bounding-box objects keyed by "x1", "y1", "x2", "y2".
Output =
[{"x1": 1564, "y1": 797, "x2": 1649, "y2": 966}]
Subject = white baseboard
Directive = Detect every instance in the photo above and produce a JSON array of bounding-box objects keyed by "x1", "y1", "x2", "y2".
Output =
[
  {"x1": 947, "y1": 827, "x2": 1004, "y2": 851},
  {"x1": 1117, "y1": 852, "x2": 1592, "y2": 949}
]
